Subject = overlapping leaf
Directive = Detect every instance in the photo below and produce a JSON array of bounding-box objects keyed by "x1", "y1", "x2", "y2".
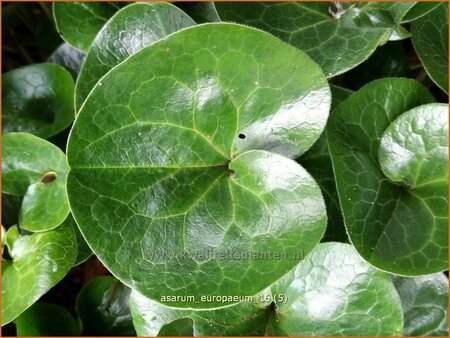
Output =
[
  {"x1": 76, "y1": 276, "x2": 135, "y2": 335},
  {"x1": 130, "y1": 243, "x2": 403, "y2": 336},
  {"x1": 2, "y1": 133, "x2": 70, "y2": 232},
  {"x1": 215, "y1": 2, "x2": 413, "y2": 76},
  {"x1": 75, "y1": 2, "x2": 195, "y2": 110},
  {"x1": 2, "y1": 64, "x2": 74, "y2": 139},
  {"x1": 393, "y1": 273, "x2": 448, "y2": 336},
  {"x1": 48, "y1": 43, "x2": 86, "y2": 80},
  {"x1": 1, "y1": 221, "x2": 77, "y2": 325},
  {"x1": 328, "y1": 78, "x2": 448, "y2": 275},
  {"x1": 15, "y1": 302, "x2": 81, "y2": 336},
  {"x1": 53, "y1": 2, "x2": 118, "y2": 51},
  {"x1": 67, "y1": 23, "x2": 330, "y2": 308},
  {"x1": 411, "y1": 3, "x2": 448, "y2": 93}
]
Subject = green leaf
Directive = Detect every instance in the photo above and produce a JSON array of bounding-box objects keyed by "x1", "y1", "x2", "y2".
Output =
[
  {"x1": 269, "y1": 242, "x2": 403, "y2": 335},
  {"x1": 215, "y1": 2, "x2": 407, "y2": 76},
  {"x1": 411, "y1": 3, "x2": 449, "y2": 93},
  {"x1": 75, "y1": 2, "x2": 195, "y2": 110},
  {"x1": 76, "y1": 276, "x2": 135, "y2": 335},
  {"x1": 299, "y1": 84, "x2": 353, "y2": 242},
  {"x1": 48, "y1": 43, "x2": 86, "y2": 80},
  {"x1": 328, "y1": 78, "x2": 448, "y2": 275},
  {"x1": 5, "y1": 225, "x2": 20, "y2": 254},
  {"x1": 130, "y1": 243, "x2": 403, "y2": 336},
  {"x1": 392, "y1": 273, "x2": 448, "y2": 336},
  {"x1": 2, "y1": 133, "x2": 70, "y2": 232},
  {"x1": 2, "y1": 64, "x2": 75, "y2": 139},
  {"x1": 53, "y1": 2, "x2": 118, "y2": 52},
  {"x1": 402, "y1": 2, "x2": 443, "y2": 23},
  {"x1": 1, "y1": 221, "x2": 77, "y2": 325},
  {"x1": 67, "y1": 23, "x2": 330, "y2": 308},
  {"x1": 175, "y1": 2, "x2": 221, "y2": 23},
  {"x1": 15, "y1": 302, "x2": 81, "y2": 336},
  {"x1": 130, "y1": 290, "x2": 270, "y2": 336}
]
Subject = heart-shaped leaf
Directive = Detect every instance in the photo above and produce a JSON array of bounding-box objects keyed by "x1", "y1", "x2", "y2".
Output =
[
  {"x1": 75, "y1": 2, "x2": 195, "y2": 110},
  {"x1": 53, "y1": 2, "x2": 118, "y2": 52},
  {"x1": 130, "y1": 242, "x2": 403, "y2": 336},
  {"x1": 215, "y1": 2, "x2": 411, "y2": 76},
  {"x1": 392, "y1": 273, "x2": 448, "y2": 336},
  {"x1": 1, "y1": 220, "x2": 77, "y2": 325},
  {"x1": 328, "y1": 78, "x2": 448, "y2": 275},
  {"x1": 67, "y1": 23, "x2": 330, "y2": 308},
  {"x1": 2, "y1": 64, "x2": 75, "y2": 139},
  {"x1": 299, "y1": 84, "x2": 353, "y2": 242},
  {"x1": 48, "y1": 43, "x2": 86, "y2": 80},
  {"x1": 76, "y1": 276, "x2": 135, "y2": 335},
  {"x1": 411, "y1": 3, "x2": 448, "y2": 93},
  {"x1": 2, "y1": 133, "x2": 70, "y2": 232},
  {"x1": 15, "y1": 302, "x2": 81, "y2": 336}
]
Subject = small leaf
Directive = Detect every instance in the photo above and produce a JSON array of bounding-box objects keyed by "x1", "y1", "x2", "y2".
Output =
[
  {"x1": 392, "y1": 273, "x2": 448, "y2": 336},
  {"x1": 412, "y1": 3, "x2": 449, "y2": 93},
  {"x1": 215, "y1": 2, "x2": 408, "y2": 76},
  {"x1": 15, "y1": 302, "x2": 81, "y2": 336},
  {"x1": 2, "y1": 64, "x2": 75, "y2": 139},
  {"x1": 268, "y1": 242, "x2": 404, "y2": 336},
  {"x1": 5, "y1": 225, "x2": 19, "y2": 254},
  {"x1": 53, "y1": 2, "x2": 118, "y2": 51},
  {"x1": 75, "y1": 2, "x2": 195, "y2": 110},
  {"x1": 2, "y1": 133, "x2": 70, "y2": 232},
  {"x1": 1, "y1": 221, "x2": 77, "y2": 325},
  {"x1": 328, "y1": 78, "x2": 448, "y2": 275},
  {"x1": 48, "y1": 43, "x2": 86, "y2": 80},
  {"x1": 76, "y1": 276, "x2": 135, "y2": 335}
]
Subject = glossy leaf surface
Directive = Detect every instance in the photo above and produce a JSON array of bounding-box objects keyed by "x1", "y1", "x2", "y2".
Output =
[
  {"x1": 2, "y1": 64, "x2": 74, "y2": 139},
  {"x1": 67, "y1": 23, "x2": 330, "y2": 308},
  {"x1": 393, "y1": 273, "x2": 448, "y2": 336},
  {"x1": 411, "y1": 3, "x2": 449, "y2": 93},
  {"x1": 130, "y1": 290, "x2": 269, "y2": 336},
  {"x1": 403, "y1": 2, "x2": 443, "y2": 22},
  {"x1": 131, "y1": 243, "x2": 403, "y2": 336},
  {"x1": 2, "y1": 133, "x2": 70, "y2": 232},
  {"x1": 328, "y1": 79, "x2": 448, "y2": 275},
  {"x1": 269, "y1": 242, "x2": 403, "y2": 335},
  {"x1": 215, "y1": 2, "x2": 409, "y2": 76},
  {"x1": 76, "y1": 276, "x2": 135, "y2": 335},
  {"x1": 1, "y1": 221, "x2": 77, "y2": 325},
  {"x1": 75, "y1": 2, "x2": 195, "y2": 110},
  {"x1": 15, "y1": 302, "x2": 81, "y2": 336},
  {"x1": 48, "y1": 43, "x2": 86, "y2": 80},
  {"x1": 53, "y1": 2, "x2": 118, "y2": 52}
]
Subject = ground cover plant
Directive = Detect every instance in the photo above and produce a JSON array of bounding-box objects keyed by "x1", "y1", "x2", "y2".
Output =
[{"x1": 1, "y1": 1, "x2": 449, "y2": 336}]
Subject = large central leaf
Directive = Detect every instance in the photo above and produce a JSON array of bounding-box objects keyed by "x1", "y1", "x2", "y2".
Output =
[{"x1": 67, "y1": 23, "x2": 330, "y2": 308}]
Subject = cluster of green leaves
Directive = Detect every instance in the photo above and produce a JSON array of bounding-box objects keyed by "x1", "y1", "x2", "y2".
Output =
[{"x1": 2, "y1": 1, "x2": 448, "y2": 336}]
